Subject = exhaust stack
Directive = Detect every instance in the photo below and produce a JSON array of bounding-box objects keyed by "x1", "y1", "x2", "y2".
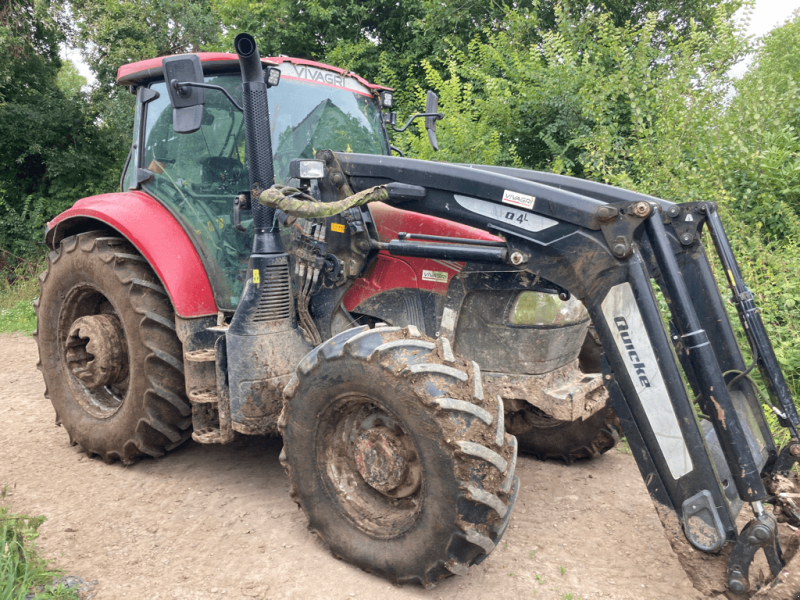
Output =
[
  {"x1": 227, "y1": 33, "x2": 313, "y2": 436},
  {"x1": 234, "y1": 32, "x2": 282, "y2": 254}
]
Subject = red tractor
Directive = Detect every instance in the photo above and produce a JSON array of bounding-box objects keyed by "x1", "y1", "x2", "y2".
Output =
[{"x1": 35, "y1": 34, "x2": 800, "y2": 595}]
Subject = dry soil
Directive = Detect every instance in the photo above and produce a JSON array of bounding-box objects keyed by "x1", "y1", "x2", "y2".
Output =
[{"x1": 0, "y1": 333, "x2": 710, "y2": 600}]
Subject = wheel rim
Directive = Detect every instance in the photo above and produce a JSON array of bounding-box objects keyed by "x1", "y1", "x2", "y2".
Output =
[
  {"x1": 317, "y1": 395, "x2": 423, "y2": 538},
  {"x1": 58, "y1": 285, "x2": 130, "y2": 419}
]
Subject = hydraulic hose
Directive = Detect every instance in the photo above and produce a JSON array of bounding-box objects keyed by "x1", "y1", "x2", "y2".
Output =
[{"x1": 257, "y1": 184, "x2": 389, "y2": 218}]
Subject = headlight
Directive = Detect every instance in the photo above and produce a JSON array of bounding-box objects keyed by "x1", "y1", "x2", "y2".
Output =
[
  {"x1": 508, "y1": 291, "x2": 589, "y2": 326},
  {"x1": 289, "y1": 159, "x2": 325, "y2": 180}
]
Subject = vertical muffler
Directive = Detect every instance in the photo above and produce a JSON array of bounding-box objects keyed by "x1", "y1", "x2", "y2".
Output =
[{"x1": 226, "y1": 33, "x2": 313, "y2": 435}]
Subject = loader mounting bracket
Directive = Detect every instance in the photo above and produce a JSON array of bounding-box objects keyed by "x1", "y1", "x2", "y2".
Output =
[
  {"x1": 664, "y1": 201, "x2": 709, "y2": 246},
  {"x1": 771, "y1": 440, "x2": 800, "y2": 476},
  {"x1": 726, "y1": 511, "x2": 784, "y2": 594},
  {"x1": 595, "y1": 200, "x2": 656, "y2": 258}
]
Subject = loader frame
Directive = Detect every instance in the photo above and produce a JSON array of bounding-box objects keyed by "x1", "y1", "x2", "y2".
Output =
[{"x1": 325, "y1": 151, "x2": 798, "y2": 588}]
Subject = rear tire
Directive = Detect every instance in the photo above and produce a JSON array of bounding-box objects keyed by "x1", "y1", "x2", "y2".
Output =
[
  {"x1": 506, "y1": 401, "x2": 621, "y2": 464},
  {"x1": 279, "y1": 326, "x2": 519, "y2": 585},
  {"x1": 34, "y1": 231, "x2": 192, "y2": 465},
  {"x1": 507, "y1": 325, "x2": 621, "y2": 463}
]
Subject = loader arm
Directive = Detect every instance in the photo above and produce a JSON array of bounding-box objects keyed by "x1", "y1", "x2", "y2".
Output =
[{"x1": 331, "y1": 151, "x2": 799, "y2": 595}]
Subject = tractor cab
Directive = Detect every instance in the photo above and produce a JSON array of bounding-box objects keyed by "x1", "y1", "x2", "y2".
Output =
[{"x1": 116, "y1": 53, "x2": 391, "y2": 309}]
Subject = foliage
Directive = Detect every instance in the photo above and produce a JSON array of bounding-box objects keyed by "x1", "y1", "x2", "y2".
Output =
[
  {"x1": 0, "y1": 0, "x2": 118, "y2": 258},
  {"x1": 211, "y1": 0, "x2": 742, "y2": 115},
  {"x1": 394, "y1": 60, "x2": 521, "y2": 167},
  {"x1": 54, "y1": 59, "x2": 86, "y2": 97},
  {"x1": 0, "y1": 252, "x2": 43, "y2": 335},
  {"x1": 0, "y1": 505, "x2": 79, "y2": 599}
]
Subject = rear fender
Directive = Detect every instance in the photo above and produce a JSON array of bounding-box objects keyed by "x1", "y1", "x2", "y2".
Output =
[{"x1": 46, "y1": 192, "x2": 217, "y2": 318}]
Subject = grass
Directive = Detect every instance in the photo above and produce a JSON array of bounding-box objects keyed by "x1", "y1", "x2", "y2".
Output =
[
  {"x1": 0, "y1": 253, "x2": 43, "y2": 336},
  {"x1": 0, "y1": 504, "x2": 79, "y2": 600}
]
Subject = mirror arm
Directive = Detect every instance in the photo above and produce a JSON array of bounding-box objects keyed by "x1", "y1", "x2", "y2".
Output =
[
  {"x1": 391, "y1": 112, "x2": 443, "y2": 133},
  {"x1": 171, "y1": 80, "x2": 244, "y2": 112}
]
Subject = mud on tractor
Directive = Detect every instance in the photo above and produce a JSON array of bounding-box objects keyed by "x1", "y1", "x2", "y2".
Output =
[{"x1": 34, "y1": 33, "x2": 800, "y2": 596}]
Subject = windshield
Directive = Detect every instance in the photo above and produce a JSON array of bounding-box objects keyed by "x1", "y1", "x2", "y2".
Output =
[{"x1": 141, "y1": 72, "x2": 388, "y2": 309}]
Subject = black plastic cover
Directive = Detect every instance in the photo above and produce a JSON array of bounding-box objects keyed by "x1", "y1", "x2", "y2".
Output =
[{"x1": 162, "y1": 55, "x2": 206, "y2": 134}]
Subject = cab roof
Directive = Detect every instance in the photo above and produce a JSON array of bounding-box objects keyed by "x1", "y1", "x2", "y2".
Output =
[{"x1": 116, "y1": 52, "x2": 391, "y2": 93}]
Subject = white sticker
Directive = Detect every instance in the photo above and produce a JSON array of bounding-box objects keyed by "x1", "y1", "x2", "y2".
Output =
[
  {"x1": 601, "y1": 282, "x2": 693, "y2": 480},
  {"x1": 502, "y1": 190, "x2": 536, "y2": 210},
  {"x1": 422, "y1": 270, "x2": 448, "y2": 283},
  {"x1": 454, "y1": 195, "x2": 558, "y2": 234},
  {"x1": 440, "y1": 307, "x2": 458, "y2": 333}
]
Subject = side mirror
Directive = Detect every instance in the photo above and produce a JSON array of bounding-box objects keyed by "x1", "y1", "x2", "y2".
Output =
[
  {"x1": 163, "y1": 55, "x2": 205, "y2": 134},
  {"x1": 424, "y1": 91, "x2": 440, "y2": 151}
]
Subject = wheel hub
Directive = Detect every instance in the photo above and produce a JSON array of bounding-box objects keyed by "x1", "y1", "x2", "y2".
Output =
[
  {"x1": 352, "y1": 424, "x2": 421, "y2": 498},
  {"x1": 65, "y1": 314, "x2": 128, "y2": 390}
]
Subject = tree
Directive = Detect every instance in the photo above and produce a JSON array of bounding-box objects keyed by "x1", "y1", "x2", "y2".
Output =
[
  {"x1": 55, "y1": 59, "x2": 87, "y2": 96},
  {"x1": 0, "y1": 0, "x2": 117, "y2": 256}
]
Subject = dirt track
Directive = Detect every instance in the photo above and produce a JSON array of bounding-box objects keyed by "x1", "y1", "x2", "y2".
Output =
[{"x1": 0, "y1": 333, "x2": 708, "y2": 600}]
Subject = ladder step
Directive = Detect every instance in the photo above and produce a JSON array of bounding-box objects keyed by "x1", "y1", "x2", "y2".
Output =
[
  {"x1": 185, "y1": 348, "x2": 216, "y2": 362},
  {"x1": 192, "y1": 427, "x2": 234, "y2": 445},
  {"x1": 188, "y1": 387, "x2": 219, "y2": 404}
]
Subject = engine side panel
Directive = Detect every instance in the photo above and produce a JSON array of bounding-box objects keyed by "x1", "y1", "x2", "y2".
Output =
[
  {"x1": 46, "y1": 191, "x2": 217, "y2": 318},
  {"x1": 344, "y1": 202, "x2": 504, "y2": 312}
]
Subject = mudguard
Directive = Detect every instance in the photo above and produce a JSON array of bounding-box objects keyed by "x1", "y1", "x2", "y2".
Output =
[{"x1": 46, "y1": 191, "x2": 217, "y2": 318}]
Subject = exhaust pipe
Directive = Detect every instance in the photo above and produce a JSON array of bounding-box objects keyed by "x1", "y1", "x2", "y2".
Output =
[
  {"x1": 234, "y1": 32, "x2": 281, "y2": 254},
  {"x1": 226, "y1": 33, "x2": 313, "y2": 435}
]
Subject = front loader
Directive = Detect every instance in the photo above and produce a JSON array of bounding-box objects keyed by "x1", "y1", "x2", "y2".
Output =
[{"x1": 34, "y1": 33, "x2": 800, "y2": 596}]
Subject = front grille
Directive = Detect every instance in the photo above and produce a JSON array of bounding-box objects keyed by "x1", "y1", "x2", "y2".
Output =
[{"x1": 253, "y1": 264, "x2": 292, "y2": 322}]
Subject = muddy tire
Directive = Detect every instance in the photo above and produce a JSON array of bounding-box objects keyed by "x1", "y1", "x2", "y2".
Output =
[
  {"x1": 506, "y1": 401, "x2": 621, "y2": 464},
  {"x1": 34, "y1": 231, "x2": 192, "y2": 465},
  {"x1": 279, "y1": 325, "x2": 519, "y2": 586}
]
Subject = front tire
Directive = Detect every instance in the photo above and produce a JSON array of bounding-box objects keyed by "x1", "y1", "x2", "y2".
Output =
[
  {"x1": 279, "y1": 325, "x2": 519, "y2": 586},
  {"x1": 34, "y1": 231, "x2": 192, "y2": 464}
]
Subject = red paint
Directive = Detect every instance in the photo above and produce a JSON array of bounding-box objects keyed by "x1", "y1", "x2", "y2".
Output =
[
  {"x1": 116, "y1": 52, "x2": 391, "y2": 92},
  {"x1": 268, "y1": 57, "x2": 392, "y2": 91},
  {"x1": 280, "y1": 74, "x2": 372, "y2": 98},
  {"x1": 344, "y1": 255, "x2": 417, "y2": 312},
  {"x1": 344, "y1": 203, "x2": 504, "y2": 311},
  {"x1": 369, "y1": 202, "x2": 502, "y2": 244},
  {"x1": 48, "y1": 192, "x2": 217, "y2": 318}
]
